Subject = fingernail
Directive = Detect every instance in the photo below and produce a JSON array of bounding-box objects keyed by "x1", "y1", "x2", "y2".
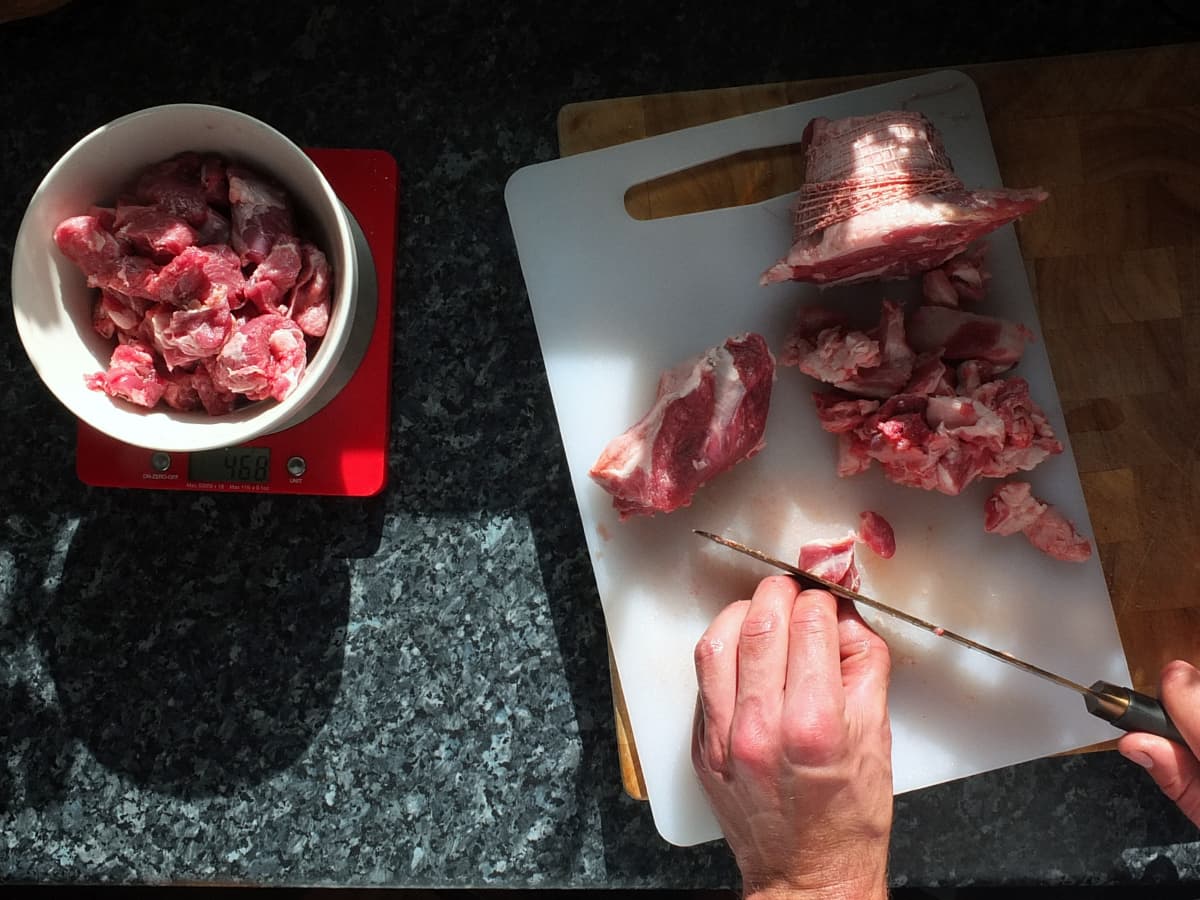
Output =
[{"x1": 1121, "y1": 748, "x2": 1154, "y2": 770}]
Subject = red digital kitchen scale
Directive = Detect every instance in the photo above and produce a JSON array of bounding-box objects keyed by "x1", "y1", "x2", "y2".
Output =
[{"x1": 76, "y1": 148, "x2": 399, "y2": 497}]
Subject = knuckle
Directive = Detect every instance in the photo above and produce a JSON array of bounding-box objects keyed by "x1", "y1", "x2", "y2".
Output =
[
  {"x1": 740, "y1": 611, "x2": 780, "y2": 642},
  {"x1": 693, "y1": 634, "x2": 725, "y2": 672},
  {"x1": 781, "y1": 708, "x2": 847, "y2": 765},
  {"x1": 729, "y1": 714, "x2": 776, "y2": 771}
]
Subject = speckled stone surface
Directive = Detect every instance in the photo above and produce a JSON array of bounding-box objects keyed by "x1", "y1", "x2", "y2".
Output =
[{"x1": 2, "y1": 0, "x2": 1200, "y2": 889}]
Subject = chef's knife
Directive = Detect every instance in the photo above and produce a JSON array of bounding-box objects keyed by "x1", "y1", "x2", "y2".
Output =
[{"x1": 695, "y1": 530, "x2": 1184, "y2": 745}]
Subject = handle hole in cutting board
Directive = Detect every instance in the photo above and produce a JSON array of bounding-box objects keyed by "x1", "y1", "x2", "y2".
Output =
[{"x1": 624, "y1": 142, "x2": 807, "y2": 221}]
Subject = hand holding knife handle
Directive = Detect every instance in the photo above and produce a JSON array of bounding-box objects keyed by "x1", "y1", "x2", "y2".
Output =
[{"x1": 1085, "y1": 682, "x2": 1184, "y2": 744}]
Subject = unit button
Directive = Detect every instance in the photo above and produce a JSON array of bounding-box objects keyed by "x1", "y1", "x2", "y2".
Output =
[
  {"x1": 286, "y1": 456, "x2": 307, "y2": 477},
  {"x1": 150, "y1": 452, "x2": 171, "y2": 472}
]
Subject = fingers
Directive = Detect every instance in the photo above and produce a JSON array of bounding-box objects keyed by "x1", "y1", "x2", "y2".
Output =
[
  {"x1": 1118, "y1": 732, "x2": 1200, "y2": 827},
  {"x1": 1159, "y1": 660, "x2": 1200, "y2": 757},
  {"x1": 1117, "y1": 661, "x2": 1200, "y2": 827},
  {"x1": 836, "y1": 600, "x2": 891, "y2": 723},
  {"x1": 728, "y1": 576, "x2": 801, "y2": 769},
  {"x1": 693, "y1": 599, "x2": 750, "y2": 774},
  {"x1": 781, "y1": 588, "x2": 846, "y2": 765}
]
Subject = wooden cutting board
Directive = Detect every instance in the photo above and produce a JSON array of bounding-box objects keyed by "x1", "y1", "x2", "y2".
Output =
[{"x1": 558, "y1": 43, "x2": 1200, "y2": 801}]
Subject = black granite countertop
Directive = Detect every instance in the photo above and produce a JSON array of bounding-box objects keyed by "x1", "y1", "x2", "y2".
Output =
[{"x1": 3, "y1": 0, "x2": 1200, "y2": 890}]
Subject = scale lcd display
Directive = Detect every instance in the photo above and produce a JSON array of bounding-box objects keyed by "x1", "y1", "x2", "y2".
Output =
[{"x1": 189, "y1": 447, "x2": 271, "y2": 483}]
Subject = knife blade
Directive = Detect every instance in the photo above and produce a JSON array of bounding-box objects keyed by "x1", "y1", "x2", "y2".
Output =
[{"x1": 695, "y1": 529, "x2": 1184, "y2": 745}]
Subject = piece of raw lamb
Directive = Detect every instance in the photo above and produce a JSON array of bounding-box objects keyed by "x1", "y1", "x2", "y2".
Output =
[
  {"x1": 984, "y1": 481, "x2": 1092, "y2": 562},
  {"x1": 589, "y1": 333, "x2": 775, "y2": 519}
]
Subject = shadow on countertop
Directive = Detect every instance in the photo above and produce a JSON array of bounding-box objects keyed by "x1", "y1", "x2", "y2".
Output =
[{"x1": 2, "y1": 489, "x2": 385, "y2": 804}]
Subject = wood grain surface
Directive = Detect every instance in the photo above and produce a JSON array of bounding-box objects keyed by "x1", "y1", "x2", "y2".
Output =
[{"x1": 558, "y1": 43, "x2": 1200, "y2": 801}]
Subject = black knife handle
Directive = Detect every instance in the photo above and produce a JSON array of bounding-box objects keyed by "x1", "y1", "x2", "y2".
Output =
[{"x1": 1086, "y1": 680, "x2": 1185, "y2": 745}]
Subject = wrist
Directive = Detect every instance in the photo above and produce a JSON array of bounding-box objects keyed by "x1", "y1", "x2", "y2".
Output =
[
  {"x1": 745, "y1": 876, "x2": 888, "y2": 900},
  {"x1": 744, "y1": 888, "x2": 888, "y2": 900}
]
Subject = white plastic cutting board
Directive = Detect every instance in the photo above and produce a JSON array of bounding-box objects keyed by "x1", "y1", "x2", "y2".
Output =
[{"x1": 505, "y1": 70, "x2": 1132, "y2": 847}]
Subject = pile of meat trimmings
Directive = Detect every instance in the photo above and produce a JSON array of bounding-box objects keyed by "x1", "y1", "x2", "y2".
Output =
[{"x1": 589, "y1": 110, "x2": 1091, "y2": 571}]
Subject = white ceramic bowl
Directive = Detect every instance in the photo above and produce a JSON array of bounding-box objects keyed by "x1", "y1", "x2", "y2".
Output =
[{"x1": 11, "y1": 103, "x2": 357, "y2": 452}]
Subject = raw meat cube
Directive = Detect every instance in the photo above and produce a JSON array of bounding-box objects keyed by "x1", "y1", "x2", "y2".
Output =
[
  {"x1": 53, "y1": 215, "x2": 160, "y2": 300},
  {"x1": 192, "y1": 362, "x2": 238, "y2": 415},
  {"x1": 85, "y1": 340, "x2": 166, "y2": 408},
  {"x1": 782, "y1": 300, "x2": 914, "y2": 399},
  {"x1": 154, "y1": 244, "x2": 246, "y2": 309},
  {"x1": 985, "y1": 481, "x2": 1092, "y2": 562},
  {"x1": 589, "y1": 333, "x2": 775, "y2": 519},
  {"x1": 135, "y1": 153, "x2": 209, "y2": 226},
  {"x1": 922, "y1": 268, "x2": 961, "y2": 308},
  {"x1": 984, "y1": 481, "x2": 1047, "y2": 535},
  {"x1": 858, "y1": 511, "x2": 896, "y2": 559},
  {"x1": 161, "y1": 369, "x2": 202, "y2": 411},
  {"x1": 161, "y1": 365, "x2": 237, "y2": 415},
  {"x1": 91, "y1": 290, "x2": 144, "y2": 339},
  {"x1": 228, "y1": 166, "x2": 295, "y2": 265},
  {"x1": 921, "y1": 245, "x2": 990, "y2": 308},
  {"x1": 799, "y1": 534, "x2": 861, "y2": 591},
  {"x1": 210, "y1": 314, "x2": 308, "y2": 402},
  {"x1": 761, "y1": 111, "x2": 1047, "y2": 287},
  {"x1": 286, "y1": 242, "x2": 332, "y2": 337},
  {"x1": 909, "y1": 306, "x2": 1033, "y2": 368},
  {"x1": 113, "y1": 204, "x2": 198, "y2": 260},
  {"x1": 143, "y1": 295, "x2": 234, "y2": 371},
  {"x1": 942, "y1": 245, "x2": 989, "y2": 301},
  {"x1": 244, "y1": 236, "x2": 302, "y2": 315}
]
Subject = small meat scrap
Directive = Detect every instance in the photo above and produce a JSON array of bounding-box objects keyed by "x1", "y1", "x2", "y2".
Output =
[
  {"x1": 761, "y1": 111, "x2": 1047, "y2": 287},
  {"x1": 210, "y1": 314, "x2": 307, "y2": 403},
  {"x1": 858, "y1": 510, "x2": 896, "y2": 559},
  {"x1": 800, "y1": 533, "x2": 861, "y2": 591},
  {"x1": 782, "y1": 300, "x2": 914, "y2": 399},
  {"x1": 798, "y1": 510, "x2": 897, "y2": 591},
  {"x1": 985, "y1": 481, "x2": 1092, "y2": 562},
  {"x1": 59, "y1": 153, "x2": 334, "y2": 414},
  {"x1": 921, "y1": 244, "x2": 989, "y2": 309},
  {"x1": 589, "y1": 333, "x2": 775, "y2": 519},
  {"x1": 85, "y1": 340, "x2": 166, "y2": 409},
  {"x1": 908, "y1": 306, "x2": 1033, "y2": 369},
  {"x1": 228, "y1": 166, "x2": 295, "y2": 266}
]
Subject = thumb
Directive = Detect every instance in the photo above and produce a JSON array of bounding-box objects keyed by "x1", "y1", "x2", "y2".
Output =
[{"x1": 1118, "y1": 732, "x2": 1200, "y2": 827}]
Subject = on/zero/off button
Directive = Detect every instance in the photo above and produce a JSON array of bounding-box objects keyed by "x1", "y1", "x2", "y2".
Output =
[
  {"x1": 286, "y1": 456, "x2": 307, "y2": 477},
  {"x1": 150, "y1": 452, "x2": 171, "y2": 472}
]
